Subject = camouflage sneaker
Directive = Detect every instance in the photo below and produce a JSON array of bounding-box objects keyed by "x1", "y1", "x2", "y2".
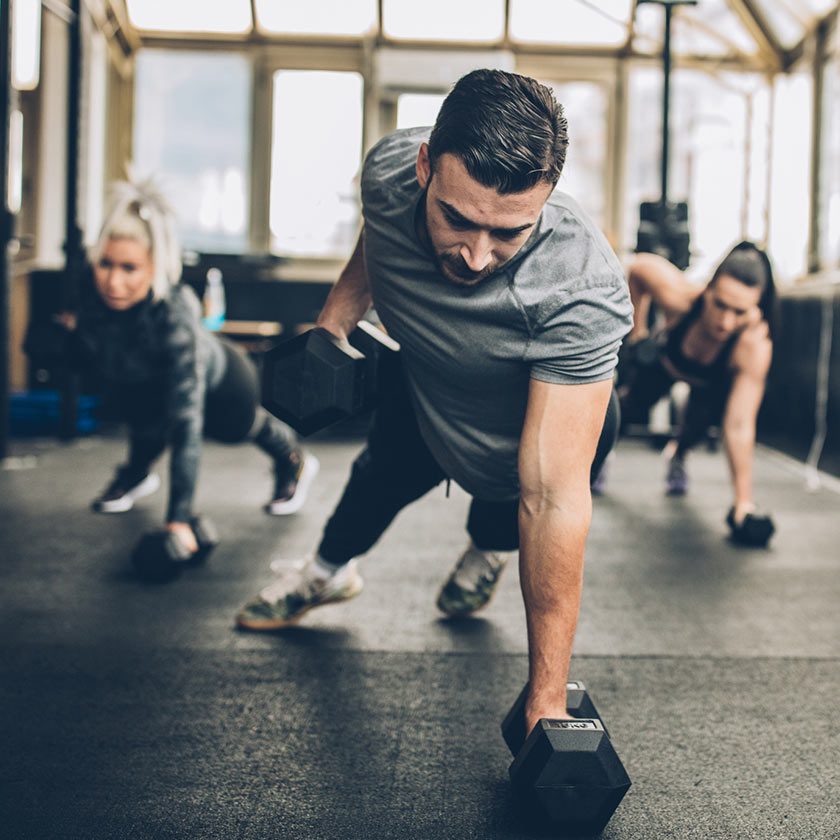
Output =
[
  {"x1": 665, "y1": 456, "x2": 689, "y2": 496},
  {"x1": 436, "y1": 543, "x2": 514, "y2": 618},
  {"x1": 91, "y1": 466, "x2": 160, "y2": 513},
  {"x1": 236, "y1": 557, "x2": 363, "y2": 630},
  {"x1": 266, "y1": 451, "x2": 319, "y2": 516}
]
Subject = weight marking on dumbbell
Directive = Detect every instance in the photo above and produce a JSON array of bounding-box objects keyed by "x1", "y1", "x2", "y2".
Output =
[{"x1": 545, "y1": 720, "x2": 600, "y2": 731}]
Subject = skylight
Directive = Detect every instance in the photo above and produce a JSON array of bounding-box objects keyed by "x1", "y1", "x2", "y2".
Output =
[{"x1": 125, "y1": 0, "x2": 252, "y2": 34}]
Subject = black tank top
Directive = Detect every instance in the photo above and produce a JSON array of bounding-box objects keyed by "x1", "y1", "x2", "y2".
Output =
[{"x1": 660, "y1": 295, "x2": 738, "y2": 385}]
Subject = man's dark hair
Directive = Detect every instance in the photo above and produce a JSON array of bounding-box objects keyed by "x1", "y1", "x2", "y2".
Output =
[
  {"x1": 428, "y1": 69, "x2": 568, "y2": 194},
  {"x1": 710, "y1": 241, "x2": 777, "y2": 340}
]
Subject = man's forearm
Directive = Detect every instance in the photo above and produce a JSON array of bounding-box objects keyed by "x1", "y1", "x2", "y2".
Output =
[
  {"x1": 518, "y1": 497, "x2": 590, "y2": 721},
  {"x1": 316, "y1": 234, "x2": 372, "y2": 340}
]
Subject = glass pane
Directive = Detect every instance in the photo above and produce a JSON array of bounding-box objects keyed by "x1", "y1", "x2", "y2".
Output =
[
  {"x1": 624, "y1": 68, "x2": 663, "y2": 250},
  {"x1": 133, "y1": 50, "x2": 252, "y2": 252},
  {"x1": 751, "y1": 1, "x2": 803, "y2": 49},
  {"x1": 396, "y1": 93, "x2": 445, "y2": 129},
  {"x1": 633, "y1": 0, "x2": 757, "y2": 58},
  {"x1": 270, "y1": 71, "x2": 363, "y2": 257},
  {"x1": 545, "y1": 81, "x2": 608, "y2": 228},
  {"x1": 11, "y1": 0, "x2": 41, "y2": 90},
  {"x1": 624, "y1": 68, "x2": 771, "y2": 277},
  {"x1": 383, "y1": 0, "x2": 504, "y2": 42},
  {"x1": 631, "y1": 3, "x2": 664, "y2": 56},
  {"x1": 744, "y1": 84, "x2": 772, "y2": 246},
  {"x1": 255, "y1": 0, "x2": 376, "y2": 36},
  {"x1": 819, "y1": 35, "x2": 840, "y2": 267},
  {"x1": 126, "y1": 0, "x2": 251, "y2": 34},
  {"x1": 510, "y1": 0, "x2": 632, "y2": 47},
  {"x1": 82, "y1": 20, "x2": 109, "y2": 246},
  {"x1": 749, "y1": 0, "x2": 835, "y2": 50},
  {"x1": 768, "y1": 72, "x2": 813, "y2": 279},
  {"x1": 675, "y1": 0, "x2": 758, "y2": 57}
]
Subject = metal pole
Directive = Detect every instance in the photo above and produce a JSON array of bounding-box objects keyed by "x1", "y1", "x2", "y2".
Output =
[
  {"x1": 0, "y1": 0, "x2": 15, "y2": 460},
  {"x1": 60, "y1": 0, "x2": 84, "y2": 440},
  {"x1": 660, "y1": 1, "x2": 672, "y2": 208}
]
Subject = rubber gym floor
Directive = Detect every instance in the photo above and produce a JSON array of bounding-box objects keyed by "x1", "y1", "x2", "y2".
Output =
[{"x1": 1, "y1": 433, "x2": 838, "y2": 840}]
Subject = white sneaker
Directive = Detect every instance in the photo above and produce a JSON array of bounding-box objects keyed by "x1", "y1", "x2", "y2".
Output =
[
  {"x1": 92, "y1": 470, "x2": 161, "y2": 513},
  {"x1": 435, "y1": 542, "x2": 515, "y2": 617},
  {"x1": 265, "y1": 453, "x2": 320, "y2": 516},
  {"x1": 236, "y1": 557, "x2": 363, "y2": 630}
]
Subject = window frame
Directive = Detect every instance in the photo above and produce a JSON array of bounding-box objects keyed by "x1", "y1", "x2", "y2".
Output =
[{"x1": 117, "y1": 4, "x2": 839, "y2": 283}]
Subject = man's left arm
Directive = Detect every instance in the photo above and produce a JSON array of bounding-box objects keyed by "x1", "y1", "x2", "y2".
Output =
[
  {"x1": 518, "y1": 377, "x2": 613, "y2": 738},
  {"x1": 722, "y1": 331, "x2": 772, "y2": 520}
]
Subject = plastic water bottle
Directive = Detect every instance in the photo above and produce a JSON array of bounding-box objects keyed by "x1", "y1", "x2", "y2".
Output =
[{"x1": 202, "y1": 268, "x2": 226, "y2": 331}]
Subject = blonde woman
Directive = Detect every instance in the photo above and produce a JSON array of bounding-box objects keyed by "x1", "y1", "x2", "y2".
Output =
[{"x1": 62, "y1": 180, "x2": 317, "y2": 554}]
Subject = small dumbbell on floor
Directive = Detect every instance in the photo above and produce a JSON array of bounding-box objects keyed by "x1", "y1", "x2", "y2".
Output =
[
  {"x1": 502, "y1": 681, "x2": 631, "y2": 836},
  {"x1": 131, "y1": 515, "x2": 219, "y2": 583},
  {"x1": 726, "y1": 508, "x2": 775, "y2": 547}
]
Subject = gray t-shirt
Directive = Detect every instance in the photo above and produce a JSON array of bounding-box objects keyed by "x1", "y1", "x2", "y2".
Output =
[{"x1": 361, "y1": 128, "x2": 633, "y2": 501}]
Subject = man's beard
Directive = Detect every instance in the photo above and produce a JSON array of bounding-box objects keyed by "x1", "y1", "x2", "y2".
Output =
[{"x1": 437, "y1": 251, "x2": 501, "y2": 287}]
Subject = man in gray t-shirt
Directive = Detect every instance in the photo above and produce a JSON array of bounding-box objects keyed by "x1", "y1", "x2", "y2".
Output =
[{"x1": 238, "y1": 70, "x2": 633, "y2": 740}]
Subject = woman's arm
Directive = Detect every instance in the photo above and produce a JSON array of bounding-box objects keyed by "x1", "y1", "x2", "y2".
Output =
[
  {"x1": 722, "y1": 326, "x2": 772, "y2": 519},
  {"x1": 626, "y1": 252, "x2": 696, "y2": 339},
  {"x1": 162, "y1": 293, "x2": 207, "y2": 538}
]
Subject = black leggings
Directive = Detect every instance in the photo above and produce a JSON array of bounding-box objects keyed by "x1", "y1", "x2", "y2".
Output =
[
  {"x1": 125, "y1": 341, "x2": 297, "y2": 476},
  {"x1": 619, "y1": 357, "x2": 729, "y2": 457},
  {"x1": 317, "y1": 365, "x2": 619, "y2": 564}
]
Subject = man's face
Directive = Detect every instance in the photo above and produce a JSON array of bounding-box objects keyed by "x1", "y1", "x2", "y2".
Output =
[
  {"x1": 416, "y1": 144, "x2": 553, "y2": 287},
  {"x1": 701, "y1": 274, "x2": 762, "y2": 340}
]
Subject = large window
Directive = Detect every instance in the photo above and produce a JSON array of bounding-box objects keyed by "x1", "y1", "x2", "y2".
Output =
[
  {"x1": 768, "y1": 72, "x2": 813, "y2": 280},
  {"x1": 625, "y1": 68, "x2": 772, "y2": 279},
  {"x1": 396, "y1": 93, "x2": 445, "y2": 130},
  {"x1": 382, "y1": 0, "x2": 504, "y2": 42},
  {"x1": 126, "y1": 0, "x2": 251, "y2": 34},
  {"x1": 511, "y1": 0, "x2": 632, "y2": 47},
  {"x1": 255, "y1": 0, "x2": 377, "y2": 36},
  {"x1": 133, "y1": 50, "x2": 252, "y2": 253},
  {"x1": 270, "y1": 70, "x2": 364, "y2": 257},
  {"x1": 81, "y1": 13, "x2": 108, "y2": 245},
  {"x1": 545, "y1": 80, "x2": 609, "y2": 230}
]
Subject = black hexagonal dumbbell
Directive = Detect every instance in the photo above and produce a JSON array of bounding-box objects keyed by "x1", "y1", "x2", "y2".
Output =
[
  {"x1": 131, "y1": 515, "x2": 219, "y2": 583},
  {"x1": 502, "y1": 682, "x2": 630, "y2": 836},
  {"x1": 501, "y1": 680, "x2": 606, "y2": 756},
  {"x1": 261, "y1": 321, "x2": 400, "y2": 436},
  {"x1": 726, "y1": 507, "x2": 775, "y2": 547}
]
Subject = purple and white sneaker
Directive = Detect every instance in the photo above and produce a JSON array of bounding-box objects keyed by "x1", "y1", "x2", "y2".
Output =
[{"x1": 665, "y1": 456, "x2": 688, "y2": 496}]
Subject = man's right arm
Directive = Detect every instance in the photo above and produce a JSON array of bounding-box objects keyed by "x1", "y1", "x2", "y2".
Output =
[{"x1": 316, "y1": 230, "x2": 372, "y2": 341}]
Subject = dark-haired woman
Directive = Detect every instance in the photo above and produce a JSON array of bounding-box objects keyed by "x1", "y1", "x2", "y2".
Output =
[{"x1": 598, "y1": 241, "x2": 775, "y2": 532}]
